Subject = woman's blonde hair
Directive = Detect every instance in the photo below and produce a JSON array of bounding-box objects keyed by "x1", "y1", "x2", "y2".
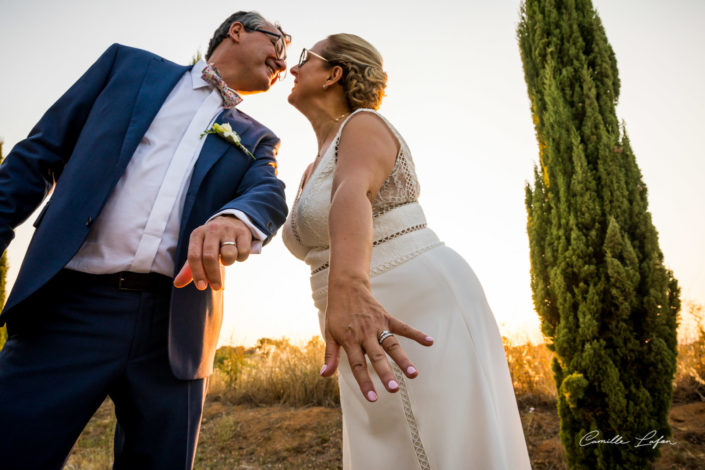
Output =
[{"x1": 322, "y1": 34, "x2": 388, "y2": 110}]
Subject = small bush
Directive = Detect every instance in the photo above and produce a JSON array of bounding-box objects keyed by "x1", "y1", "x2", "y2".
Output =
[
  {"x1": 503, "y1": 336, "x2": 557, "y2": 408},
  {"x1": 673, "y1": 302, "x2": 705, "y2": 402},
  {"x1": 211, "y1": 337, "x2": 339, "y2": 408}
]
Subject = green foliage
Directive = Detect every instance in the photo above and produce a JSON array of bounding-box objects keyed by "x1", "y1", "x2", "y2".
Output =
[
  {"x1": 0, "y1": 142, "x2": 7, "y2": 350},
  {"x1": 518, "y1": 0, "x2": 680, "y2": 468},
  {"x1": 214, "y1": 345, "x2": 248, "y2": 387},
  {"x1": 191, "y1": 50, "x2": 203, "y2": 65}
]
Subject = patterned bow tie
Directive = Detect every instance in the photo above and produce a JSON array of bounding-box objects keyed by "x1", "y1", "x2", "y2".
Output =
[{"x1": 201, "y1": 63, "x2": 243, "y2": 109}]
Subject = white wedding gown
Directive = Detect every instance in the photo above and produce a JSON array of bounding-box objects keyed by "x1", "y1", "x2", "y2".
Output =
[{"x1": 282, "y1": 109, "x2": 531, "y2": 470}]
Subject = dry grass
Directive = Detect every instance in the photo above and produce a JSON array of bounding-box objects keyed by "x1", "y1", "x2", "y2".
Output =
[
  {"x1": 502, "y1": 335, "x2": 705, "y2": 408},
  {"x1": 503, "y1": 336, "x2": 557, "y2": 408},
  {"x1": 501, "y1": 301, "x2": 705, "y2": 408},
  {"x1": 64, "y1": 400, "x2": 115, "y2": 469},
  {"x1": 209, "y1": 325, "x2": 704, "y2": 409},
  {"x1": 63, "y1": 306, "x2": 705, "y2": 469},
  {"x1": 209, "y1": 336, "x2": 339, "y2": 408},
  {"x1": 673, "y1": 302, "x2": 705, "y2": 403}
]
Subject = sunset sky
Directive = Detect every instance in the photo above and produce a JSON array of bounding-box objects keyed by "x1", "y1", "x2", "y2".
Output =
[{"x1": 1, "y1": 0, "x2": 703, "y2": 346}]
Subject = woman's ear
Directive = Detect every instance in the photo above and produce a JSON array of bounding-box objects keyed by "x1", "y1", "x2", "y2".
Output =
[{"x1": 327, "y1": 65, "x2": 345, "y2": 86}]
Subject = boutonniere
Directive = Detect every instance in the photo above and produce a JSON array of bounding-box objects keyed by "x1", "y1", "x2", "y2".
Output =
[{"x1": 201, "y1": 122, "x2": 255, "y2": 160}]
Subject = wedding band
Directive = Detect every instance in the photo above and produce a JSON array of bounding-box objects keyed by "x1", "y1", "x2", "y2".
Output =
[
  {"x1": 377, "y1": 330, "x2": 394, "y2": 345},
  {"x1": 221, "y1": 241, "x2": 237, "y2": 247}
]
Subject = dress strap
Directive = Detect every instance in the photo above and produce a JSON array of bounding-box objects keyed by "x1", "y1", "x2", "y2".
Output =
[
  {"x1": 335, "y1": 108, "x2": 379, "y2": 137},
  {"x1": 332, "y1": 108, "x2": 403, "y2": 162}
]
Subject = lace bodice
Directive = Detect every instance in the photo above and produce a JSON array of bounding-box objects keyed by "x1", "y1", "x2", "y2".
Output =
[{"x1": 282, "y1": 109, "x2": 441, "y2": 303}]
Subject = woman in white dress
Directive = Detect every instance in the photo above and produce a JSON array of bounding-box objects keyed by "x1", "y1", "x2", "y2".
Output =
[{"x1": 281, "y1": 34, "x2": 531, "y2": 469}]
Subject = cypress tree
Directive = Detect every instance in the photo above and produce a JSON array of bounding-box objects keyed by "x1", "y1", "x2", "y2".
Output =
[
  {"x1": 0, "y1": 142, "x2": 7, "y2": 350},
  {"x1": 518, "y1": 1, "x2": 680, "y2": 468}
]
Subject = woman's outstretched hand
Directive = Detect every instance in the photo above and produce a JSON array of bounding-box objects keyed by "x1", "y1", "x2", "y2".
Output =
[
  {"x1": 320, "y1": 279, "x2": 434, "y2": 402},
  {"x1": 320, "y1": 111, "x2": 433, "y2": 402}
]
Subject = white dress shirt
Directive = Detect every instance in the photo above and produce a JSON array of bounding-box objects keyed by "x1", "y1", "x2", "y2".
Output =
[{"x1": 66, "y1": 60, "x2": 264, "y2": 277}]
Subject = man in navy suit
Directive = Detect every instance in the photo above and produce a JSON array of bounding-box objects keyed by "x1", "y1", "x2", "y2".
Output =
[{"x1": 0, "y1": 11, "x2": 289, "y2": 469}]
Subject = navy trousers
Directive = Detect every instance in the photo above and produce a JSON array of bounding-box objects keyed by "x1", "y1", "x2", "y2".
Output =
[{"x1": 0, "y1": 270, "x2": 207, "y2": 470}]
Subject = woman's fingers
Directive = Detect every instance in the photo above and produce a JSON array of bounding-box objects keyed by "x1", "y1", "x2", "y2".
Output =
[
  {"x1": 320, "y1": 295, "x2": 433, "y2": 399},
  {"x1": 363, "y1": 336, "x2": 400, "y2": 393},
  {"x1": 321, "y1": 331, "x2": 341, "y2": 377},
  {"x1": 388, "y1": 316, "x2": 434, "y2": 346},
  {"x1": 343, "y1": 344, "x2": 379, "y2": 402},
  {"x1": 378, "y1": 333, "x2": 418, "y2": 379},
  {"x1": 383, "y1": 317, "x2": 433, "y2": 378}
]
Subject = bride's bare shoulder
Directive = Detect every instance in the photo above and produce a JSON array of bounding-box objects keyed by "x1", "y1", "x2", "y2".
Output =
[{"x1": 338, "y1": 110, "x2": 399, "y2": 158}]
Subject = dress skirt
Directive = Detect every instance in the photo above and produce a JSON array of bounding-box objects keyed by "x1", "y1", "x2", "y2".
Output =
[{"x1": 314, "y1": 245, "x2": 532, "y2": 470}]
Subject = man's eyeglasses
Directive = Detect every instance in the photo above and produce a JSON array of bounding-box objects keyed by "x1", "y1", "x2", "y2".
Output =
[
  {"x1": 298, "y1": 48, "x2": 329, "y2": 68},
  {"x1": 246, "y1": 27, "x2": 291, "y2": 80}
]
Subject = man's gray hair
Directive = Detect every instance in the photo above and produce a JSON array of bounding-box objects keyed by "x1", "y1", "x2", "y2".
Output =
[{"x1": 206, "y1": 11, "x2": 280, "y2": 60}]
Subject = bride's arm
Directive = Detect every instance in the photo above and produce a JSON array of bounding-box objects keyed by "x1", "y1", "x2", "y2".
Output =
[{"x1": 321, "y1": 112, "x2": 433, "y2": 402}]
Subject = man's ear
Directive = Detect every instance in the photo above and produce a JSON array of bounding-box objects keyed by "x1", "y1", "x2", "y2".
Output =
[{"x1": 228, "y1": 22, "x2": 244, "y2": 43}]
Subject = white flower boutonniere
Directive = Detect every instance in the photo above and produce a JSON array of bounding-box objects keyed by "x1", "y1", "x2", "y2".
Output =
[{"x1": 201, "y1": 122, "x2": 255, "y2": 160}]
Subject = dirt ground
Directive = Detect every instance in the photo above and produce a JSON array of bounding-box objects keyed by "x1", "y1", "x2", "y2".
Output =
[
  {"x1": 194, "y1": 399, "x2": 343, "y2": 469},
  {"x1": 67, "y1": 398, "x2": 705, "y2": 469},
  {"x1": 523, "y1": 401, "x2": 705, "y2": 470}
]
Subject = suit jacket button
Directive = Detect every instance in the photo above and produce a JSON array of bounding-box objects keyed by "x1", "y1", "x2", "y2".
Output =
[
  {"x1": 267, "y1": 221, "x2": 273, "y2": 230},
  {"x1": 85, "y1": 216, "x2": 93, "y2": 227}
]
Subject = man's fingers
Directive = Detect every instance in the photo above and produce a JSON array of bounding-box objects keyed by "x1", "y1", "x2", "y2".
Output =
[
  {"x1": 219, "y1": 243, "x2": 239, "y2": 266},
  {"x1": 187, "y1": 231, "x2": 208, "y2": 290},
  {"x1": 344, "y1": 345, "x2": 378, "y2": 402},
  {"x1": 185, "y1": 216, "x2": 256, "y2": 292},
  {"x1": 388, "y1": 316, "x2": 434, "y2": 346},
  {"x1": 173, "y1": 262, "x2": 193, "y2": 288},
  {"x1": 202, "y1": 226, "x2": 224, "y2": 290},
  {"x1": 235, "y1": 231, "x2": 251, "y2": 262},
  {"x1": 217, "y1": 228, "x2": 251, "y2": 265}
]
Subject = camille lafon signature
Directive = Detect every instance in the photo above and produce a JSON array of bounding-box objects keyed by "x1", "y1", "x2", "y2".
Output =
[{"x1": 579, "y1": 430, "x2": 678, "y2": 449}]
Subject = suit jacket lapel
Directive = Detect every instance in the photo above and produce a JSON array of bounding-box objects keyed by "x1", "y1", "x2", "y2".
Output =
[
  {"x1": 116, "y1": 58, "x2": 190, "y2": 172},
  {"x1": 180, "y1": 109, "x2": 255, "y2": 229},
  {"x1": 190, "y1": 109, "x2": 256, "y2": 189},
  {"x1": 186, "y1": 110, "x2": 233, "y2": 195}
]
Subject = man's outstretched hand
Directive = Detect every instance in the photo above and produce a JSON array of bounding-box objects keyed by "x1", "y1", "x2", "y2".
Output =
[{"x1": 173, "y1": 215, "x2": 252, "y2": 291}]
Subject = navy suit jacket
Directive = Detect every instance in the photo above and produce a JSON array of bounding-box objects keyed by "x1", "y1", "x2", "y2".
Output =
[{"x1": 0, "y1": 44, "x2": 288, "y2": 379}]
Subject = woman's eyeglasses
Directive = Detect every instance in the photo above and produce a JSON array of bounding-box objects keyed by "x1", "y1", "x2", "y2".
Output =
[{"x1": 298, "y1": 48, "x2": 329, "y2": 68}]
